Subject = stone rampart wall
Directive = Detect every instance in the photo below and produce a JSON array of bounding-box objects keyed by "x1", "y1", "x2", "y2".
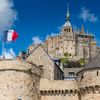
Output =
[
  {"x1": 40, "y1": 78, "x2": 79, "y2": 100},
  {"x1": 0, "y1": 60, "x2": 42, "y2": 100}
]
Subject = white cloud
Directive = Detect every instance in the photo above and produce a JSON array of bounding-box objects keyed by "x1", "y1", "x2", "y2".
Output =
[
  {"x1": 79, "y1": 7, "x2": 98, "y2": 22},
  {"x1": 32, "y1": 36, "x2": 43, "y2": 44},
  {"x1": 46, "y1": 32, "x2": 58, "y2": 39},
  {"x1": 1, "y1": 48, "x2": 16, "y2": 59},
  {"x1": 0, "y1": 0, "x2": 17, "y2": 33}
]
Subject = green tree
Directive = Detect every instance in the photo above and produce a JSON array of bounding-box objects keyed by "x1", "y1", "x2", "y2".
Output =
[
  {"x1": 79, "y1": 58, "x2": 85, "y2": 66},
  {"x1": 61, "y1": 58, "x2": 69, "y2": 64}
]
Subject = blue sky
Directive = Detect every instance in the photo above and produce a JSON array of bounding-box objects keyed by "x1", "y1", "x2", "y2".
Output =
[{"x1": 0, "y1": 0, "x2": 100, "y2": 57}]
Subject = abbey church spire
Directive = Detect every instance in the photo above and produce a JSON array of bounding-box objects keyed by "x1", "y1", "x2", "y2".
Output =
[
  {"x1": 81, "y1": 25, "x2": 85, "y2": 34},
  {"x1": 63, "y1": 3, "x2": 72, "y2": 27},
  {"x1": 66, "y1": 4, "x2": 70, "y2": 21}
]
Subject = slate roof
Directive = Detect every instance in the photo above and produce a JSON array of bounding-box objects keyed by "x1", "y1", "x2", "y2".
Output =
[
  {"x1": 85, "y1": 49, "x2": 100, "y2": 69},
  {"x1": 63, "y1": 21, "x2": 72, "y2": 27}
]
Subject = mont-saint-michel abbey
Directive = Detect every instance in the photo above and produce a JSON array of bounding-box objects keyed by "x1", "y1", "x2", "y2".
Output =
[{"x1": 0, "y1": 2, "x2": 100, "y2": 100}]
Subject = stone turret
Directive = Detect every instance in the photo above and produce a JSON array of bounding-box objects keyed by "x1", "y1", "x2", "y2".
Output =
[
  {"x1": 76, "y1": 49, "x2": 100, "y2": 100},
  {"x1": 0, "y1": 59, "x2": 42, "y2": 100}
]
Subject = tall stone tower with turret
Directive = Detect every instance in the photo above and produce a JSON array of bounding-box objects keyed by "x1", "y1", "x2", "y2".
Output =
[{"x1": 42, "y1": 3, "x2": 97, "y2": 60}]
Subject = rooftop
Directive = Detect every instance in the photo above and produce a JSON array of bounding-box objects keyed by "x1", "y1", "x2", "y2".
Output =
[
  {"x1": 63, "y1": 21, "x2": 72, "y2": 27},
  {"x1": 85, "y1": 49, "x2": 100, "y2": 69}
]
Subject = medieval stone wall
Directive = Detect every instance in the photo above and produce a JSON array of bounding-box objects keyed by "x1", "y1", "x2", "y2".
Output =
[
  {"x1": 27, "y1": 46, "x2": 55, "y2": 80},
  {"x1": 0, "y1": 60, "x2": 42, "y2": 100},
  {"x1": 40, "y1": 78, "x2": 79, "y2": 100},
  {"x1": 27, "y1": 45, "x2": 64, "y2": 81},
  {"x1": 39, "y1": 69, "x2": 100, "y2": 100},
  {"x1": 44, "y1": 34, "x2": 76, "y2": 58},
  {"x1": 77, "y1": 69, "x2": 100, "y2": 100}
]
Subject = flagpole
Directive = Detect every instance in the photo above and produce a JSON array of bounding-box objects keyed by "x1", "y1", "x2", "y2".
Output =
[{"x1": 2, "y1": 41, "x2": 5, "y2": 59}]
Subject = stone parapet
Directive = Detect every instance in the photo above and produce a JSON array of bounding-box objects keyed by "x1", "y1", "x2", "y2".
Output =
[
  {"x1": 40, "y1": 78, "x2": 79, "y2": 100},
  {"x1": 40, "y1": 78, "x2": 78, "y2": 91}
]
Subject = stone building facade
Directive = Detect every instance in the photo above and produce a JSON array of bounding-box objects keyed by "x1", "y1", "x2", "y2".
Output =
[
  {"x1": 26, "y1": 45, "x2": 64, "y2": 81},
  {"x1": 43, "y1": 4, "x2": 97, "y2": 60}
]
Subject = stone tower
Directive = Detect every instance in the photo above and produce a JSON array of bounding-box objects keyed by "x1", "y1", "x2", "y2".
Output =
[
  {"x1": 61, "y1": 4, "x2": 73, "y2": 34},
  {"x1": 77, "y1": 49, "x2": 100, "y2": 100},
  {"x1": 0, "y1": 59, "x2": 42, "y2": 100}
]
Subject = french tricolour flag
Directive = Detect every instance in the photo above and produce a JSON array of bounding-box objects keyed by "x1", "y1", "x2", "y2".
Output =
[{"x1": 3, "y1": 30, "x2": 18, "y2": 42}]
